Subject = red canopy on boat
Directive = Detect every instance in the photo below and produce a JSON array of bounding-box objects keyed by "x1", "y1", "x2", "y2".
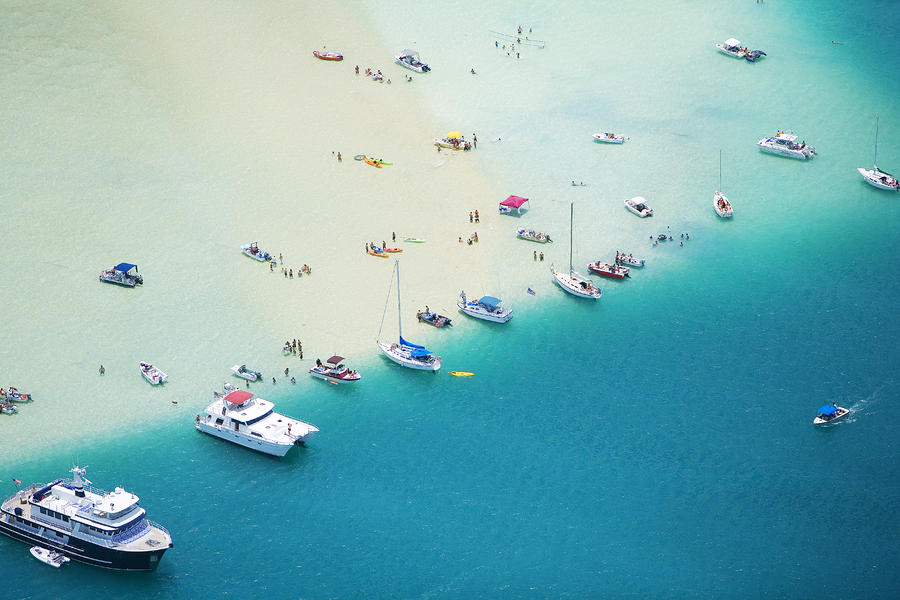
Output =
[
  {"x1": 326, "y1": 356, "x2": 344, "y2": 365},
  {"x1": 501, "y1": 195, "x2": 529, "y2": 208},
  {"x1": 224, "y1": 390, "x2": 254, "y2": 405}
]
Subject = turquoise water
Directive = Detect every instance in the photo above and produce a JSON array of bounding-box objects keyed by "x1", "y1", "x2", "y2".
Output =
[{"x1": 4, "y1": 0, "x2": 900, "y2": 598}]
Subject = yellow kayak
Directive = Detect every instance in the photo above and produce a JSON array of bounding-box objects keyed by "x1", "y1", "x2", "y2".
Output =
[{"x1": 449, "y1": 371, "x2": 473, "y2": 377}]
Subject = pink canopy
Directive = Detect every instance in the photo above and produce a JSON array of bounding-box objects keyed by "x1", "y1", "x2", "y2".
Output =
[
  {"x1": 500, "y1": 195, "x2": 529, "y2": 208},
  {"x1": 499, "y1": 195, "x2": 529, "y2": 214},
  {"x1": 224, "y1": 390, "x2": 254, "y2": 405}
]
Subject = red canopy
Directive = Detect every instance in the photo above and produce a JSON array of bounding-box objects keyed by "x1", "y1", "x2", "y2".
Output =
[
  {"x1": 500, "y1": 195, "x2": 529, "y2": 208},
  {"x1": 224, "y1": 390, "x2": 254, "y2": 405}
]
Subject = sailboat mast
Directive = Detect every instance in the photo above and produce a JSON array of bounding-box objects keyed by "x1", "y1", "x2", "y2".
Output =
[
  {"x1": 395, "y1": 260, "x2": 402, "y2": 340},
  {"x1": 569, "y1": 201, "x2": 574, "y2": 272},
  {"x1": 874, "y1": 115, "x2": 879, "y2": 168},
  {"x1": 719, "y1": 149, "x2": 723, "y2": 190}
]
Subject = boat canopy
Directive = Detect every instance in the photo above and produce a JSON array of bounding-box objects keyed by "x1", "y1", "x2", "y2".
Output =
[
  {"x1": 326, "y1": 355, "x2": 344, "y2": 365},
  {"x1": 817, "y1": 405, "x2": 837, "y2": 415},
  {"x1": 500, "y1": 195, "x2": 529, "y2": 214},
  {"x1": 479, "y1": 296, "x2": 502, "y2": 308},
  {"x1": 447, "y1": 131, "x2": 462, "y2": 138},
  {"x1": 225, "y1": 390, "x2": 254, "y2": 406},
  {"x1": 114, "y1": 263, "x2": 137, "y2": 272},
  {"x1": 724, "y1": 38, "x2": 741, "y2": 47},
  {"x1": 399, "y1": 336, "x2": 430, "y2": 356},
  {"x1": 399, "y1": 49, "x2": 419, "y2": 58}
]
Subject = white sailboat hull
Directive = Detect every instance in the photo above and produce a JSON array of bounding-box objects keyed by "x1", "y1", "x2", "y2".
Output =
[
  {"x1": 551, "y1": 265, "x2": 601, "y2": 299},
  {"x1": 857, "y1": 167, "x2": 899, "y2": 190},
  {"x1": 377, "y1": 342, "x2": 442, "y2": 371}
]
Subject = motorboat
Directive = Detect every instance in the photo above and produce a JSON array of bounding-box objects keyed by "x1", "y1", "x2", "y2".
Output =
[
  {"x1": 417, "y1": 308, "x2": 452, "y2": 327},
  {"x1": 231, "y1": 364, "x2": 262, "y2": 381},
  {"x1": 551, "y1": 202, "x2": 601, "y2": 299},
  {"x1": 587, "y1": 261, "x2": 630, "y2": 279},
  {"x1": 0, "y1": 466, "x2": 172, "y2": 571},
  {"x1": 30, "y1": 546, "x2": 70, "y2": 567},
  {"x1": 1, "y1": 402, "x2": 18, "y2": 414},
  {"x1": 99, "y1": 263, "x2": 143, "y2": 287},
  {"x1": 313, "y1": 50, "x2": 343, "y2": 61},
  {"x1": 592, "y1": 132, "x2": 626, "y2": 144},
  {"x1": 757, "y1": 131, "x2": 815, "y2": 159},
  {"x1": 140, "y1": 362, "x2": 168, "y2": 385},
  {"x1": 714, "y1": 191, "x2": 733, "y2": 218},
  {"x1": 457, "y1": 291, "x2": 513, "y2": 323},
  {"x1": 745, "y1": 50, "x2": 766, "y2": 62},
  {"x1": 377, "y1": 260, "x2": 442, "y2": 371},
  {"x1": 309, "y1": 356, "x2": 361, "y2": 384},
  {"x1": 434, "y1": 131, "x2": 471, "y2": 150},
  {"x1": 196, "y1": 389, "x2": 318, "y2": 455},
  {"x1": 395, "y1": 49, "x2": 430, "y2": 72},
  {"x1": 2, "y1": 387, "x2": 33, "y2": 402},
  {"x1": 516, "y1": 228, "x2": 552, "y2": 243},
  {"x1": 615, "y1": 252, "x2": 645, "y2": 267},
  {"x1": 241, "y1": 242, "x2": 274, "y2": 262},
  {"x1": 715, "y1": 38, "x2": 746, "y2": 58},
  {"x1": 624, "y1": 197, "x2": 653, "y2": 217},
  {"x1": 813, "y1": 404, "x2": 850, "y2": 425},
  {"x1": 858, "y1": 116, "x2": 899, "y2": 190}
]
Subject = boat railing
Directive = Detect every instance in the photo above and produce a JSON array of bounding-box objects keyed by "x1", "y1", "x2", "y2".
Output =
[
  {"x1": 111, "y1": 518, "x2": 150, "y2": 544},
  {"x1": 147, "y1": 519, "x2": 170, "y2": 538}
]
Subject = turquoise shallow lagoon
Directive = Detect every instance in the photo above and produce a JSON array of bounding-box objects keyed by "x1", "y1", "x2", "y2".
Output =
[{"x1": 2, "y1": 0, "x2": 899, "y2": 597}]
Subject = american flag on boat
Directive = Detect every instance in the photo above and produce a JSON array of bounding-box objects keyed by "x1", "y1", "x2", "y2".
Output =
[
  {"x1": 527, "y1": 287, "x2": 536, "y2": 296},
  {"x1": 12, "y1": 478, "x2": 21, "y2": 486}
]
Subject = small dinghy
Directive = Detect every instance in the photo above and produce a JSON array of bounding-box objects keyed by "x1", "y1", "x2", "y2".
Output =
[
  {"x1": 241, "y1": 242, "x2": 274, "y2": 262},
  {"x1": 813, "y1": 404, "x2": 850, "y2": 425},
  {"x1": 2, "y1": 387, "x2": 33, "y2": 402},
  {"x1": 516, "y1": 228, "x2": 552, "y2": 243},
  {"x1": 232, "y1": 364, "x2": 262, "y2": 381},
  {"x1": 313, "y1": 50, "x2": 343, "y2": 61},
  {"x1": 140, "y1": 362, "x2": 168, "y2": 385},
  {"x1": 592, "y1": 132, "x2": 626, "y2": 144},
  {"x1": 417, "y1": 308, "x2": 452, "y2": 327},
  {"x1": 30, "y1": 546, "x2": 70, "y2": 568},
  {"x1": 615, "y1": 252, "x2": 645, "y2": 267}
]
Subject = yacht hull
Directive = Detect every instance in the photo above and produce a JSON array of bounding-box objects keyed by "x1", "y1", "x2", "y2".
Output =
[{"x1": 195, "y1": 423, "x2": 299, "y2": 456}]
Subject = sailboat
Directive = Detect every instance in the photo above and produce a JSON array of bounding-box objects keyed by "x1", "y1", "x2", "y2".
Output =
[
  {"x1": 858, "y1": 116, "x2": 899, "y2": 190},
  {"x1": 377, "y1": 260, "x2": 442, "y2": 371},
  {"x1": 550, "y1": 202, "x2": 601, "y2": 299},
  {"x1": 714, "y1": 150, "x2": 733, "y2": 218}
]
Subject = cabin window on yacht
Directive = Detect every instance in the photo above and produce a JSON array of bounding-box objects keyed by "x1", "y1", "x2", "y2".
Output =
[
  {"x1": 233, "y1": 421, "x2": 240, "y2": 431},
  {"x1": 251, "y1": 431, "x2": 263, "y2": 438},
  {"x1": 215, "y1": 418, "x2": 224, "y2": 426}
]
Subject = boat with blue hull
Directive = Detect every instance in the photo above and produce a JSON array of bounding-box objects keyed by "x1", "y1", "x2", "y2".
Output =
[{"x1": 0, "y1": 466, "x2": 172, "y2": 571}]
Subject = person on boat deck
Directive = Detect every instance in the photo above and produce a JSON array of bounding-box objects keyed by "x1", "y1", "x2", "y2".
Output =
[{"x1": 316, "y1": 358, "x2": 322, "y2": 367}]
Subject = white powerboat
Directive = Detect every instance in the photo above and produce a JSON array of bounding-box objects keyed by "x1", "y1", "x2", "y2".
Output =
[
  {"x1": 196, "y1": 388, "x2": 318, "y2": 455},
  {"x1": 395, "y1": 49, "x2": 430, "y2": 72},
  {"x1": 99, "y1": 262, "x2": 143, "y2": 287},
  {"x1": 140, "y1": 362, "x2": 168, "y2": 385},
  {"x1": 30, "y1": 546, "x2": 70, "y2": 567},
  {"x1": 377, "y1": 260, "x2": 442, "y2": 371},
  {"x1": 241, "y1": 242, "x2": 273, "y2": 262},
  {"x1": 551, "y1": 202, "x2": 601, "y2": 299},
  {"x1": 309, "y1": 356, "x2": 361, "y2": 384},
  {"x1": 813, "y1": 404, "x2": 850, "y2": 425},
  {"x1": 715, "y1": 38, "x2": 746, "y2": 58},
  {"x1": 457, "y1": 292, "x2": 513, "y2": 323},
  {"x1": 587, "y1": 261, "x2": 630, "y2": 279},
  {"x1": 592, "y1": 132, "x2": 626, "y2": 144},
  {"x1": 624, "y1": 196, "x2": 653, "y2": 217},
  {"x1": 858, "y1": 116, "x2": 899, "y2": 190},
  {"x1": 757, "y1": 131, "x2": 815, "y2": 159},
  {"x1": 615, "y1": 252, "x2": 645, "y2": 267},
  {"x1": 231, "y1": 364, "x2": 262, "y2": 381}
]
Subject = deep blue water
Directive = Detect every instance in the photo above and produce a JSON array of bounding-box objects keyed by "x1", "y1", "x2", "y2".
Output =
[{"x1": 4, "y1": 0, "x2": 900, "y2": 598}]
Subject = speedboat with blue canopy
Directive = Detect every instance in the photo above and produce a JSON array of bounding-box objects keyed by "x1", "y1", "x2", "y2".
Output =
[
  {"x1": 99, "y1": 263, "x2": 143, "y2": 287},
  {"x1": 813, "y1": 403, "x2": 850, "y2": 425},
  {"x1": 377, "y1": 261, "x2": 441, "y2": 371},
  {"x1": 457, "y1": 291, "x2": 513, "y2": 323}
]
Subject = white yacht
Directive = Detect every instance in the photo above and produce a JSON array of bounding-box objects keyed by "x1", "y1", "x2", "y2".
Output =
[
  {"x1": 858, "y1": 116, "x2": 899, "y2": 190},
  {"x1": 551, "y1": 202, "x2": 601, "y2": 299},
  {"x1": 196, "y1": 388, "x2": 318, "y2": 456},
  {"x1": 624, "y1": 196, "x2": 653, "y2": 217},
  {"x1": 377, "y1": 260, "x2": 442, "y2": 371},
  {"x1": 457, "y1": 291, "x2": 513, "y2": 323},
  {"x1": 0, "y1": 466, "x2": 172, "y2": 571},
  {"x1": 757, "y1": 131, "x2": 815, "y2": 159},
  {"x1": 715, "y1": 38, "x2": 746, "y2": 58}
]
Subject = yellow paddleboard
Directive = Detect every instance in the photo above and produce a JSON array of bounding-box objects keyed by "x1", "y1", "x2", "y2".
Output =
[{"x1": 449, "y1": 371, "x2": 474, "y2": 377}]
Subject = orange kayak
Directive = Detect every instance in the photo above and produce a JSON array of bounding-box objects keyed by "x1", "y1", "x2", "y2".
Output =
[
  {"x1": 368, "y1": 249, "x2": 387, "y2": 258},
  {"x1": 384, "y1": 247, "x2": 403, "y2": 253},
  {"x1": 364, "y1": 157, "x2": 382, "y2": 168}
]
